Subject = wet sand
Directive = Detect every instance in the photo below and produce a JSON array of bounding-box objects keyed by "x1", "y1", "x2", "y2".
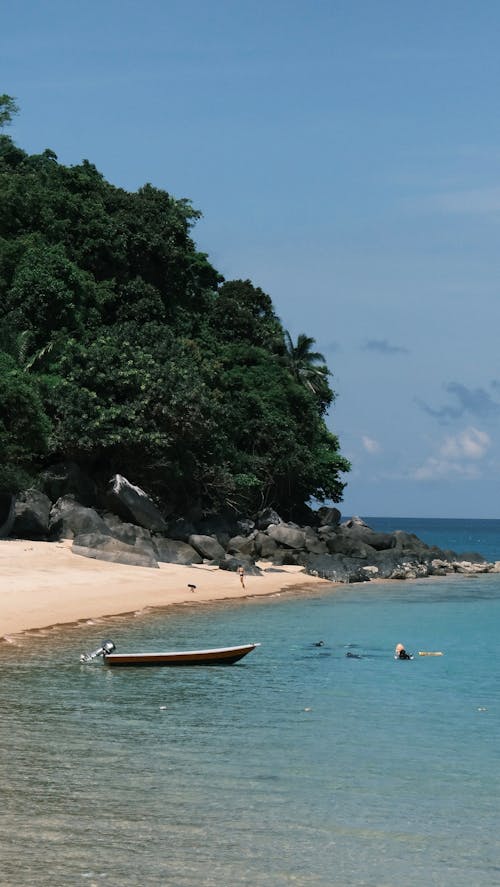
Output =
[{"x1": 0, "y1": 539, "x2": 331, "y2": 637}]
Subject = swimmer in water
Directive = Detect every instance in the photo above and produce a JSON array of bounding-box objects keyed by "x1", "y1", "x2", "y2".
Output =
[{"x1": 395, "y1": 643, "x2": 412, "y2": 660}]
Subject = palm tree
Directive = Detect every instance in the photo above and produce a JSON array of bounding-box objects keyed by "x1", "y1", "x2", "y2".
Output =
[
  {"x1": 283, "y1": 331, "x2": 330, "y2": 395},
  {"x1": 16, "y1": 329, "x2": 65, "y2": 373}
]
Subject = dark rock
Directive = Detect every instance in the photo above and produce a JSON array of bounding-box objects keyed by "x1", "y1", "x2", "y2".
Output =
[
  {"x1": 12, "y1": 489, "x2": 52, "y2": 539},
  {"x1": 393, "y1": 531, "x2": 424, "y2": 551},
  {"x1": 303, "y1": 527, "x2": 328, "y2": 555},
  {"x1": 255, "y1": 508, "x2": 283, "y2": 531},
  {"x1": 302, "y1": 553, "x2": 372, "y2": 583},
  {"x1": 226, "y1": 534, "x2": 256, "y2": 557},
  {"x1": 0, "y1": 493, "x2": 16, "y2": 538},
  {"x1": 197, "y1": 512, "x2": 240, "y2": 547},
  {"x1": 219, "y1": 555, "x2": 262, "y2": 575},
  {"x1": 49, "y1": 496, "x2": 111, "y2": 540},
  {"x1": 153, "y1": 537, "x2": 202, "y2": 565},
  {"x1": 102, "y1": 513, "x2": 153, "y2": 546},
  {"x1": 254, "y1": 531, "x2": 278, "y2": 558},
  {"x1": 341, "y1": 515, "x2": 372, "y2": 529},
  {"x1": 317, "y1": 525, "x2": 338, "y2": 543},
  {"x1": 72, "y1": 532, "x2": 159, "y2": 568},
  {"x1": 269, "y1": 548, "x2": 302, "y2": 566},
  {"x1": 392, "y1": 532, "x2": 452, "y2": 564},
  {"x1": 106, "y1": 474, "x2": 169, "y2": 532},
  {"x1": 185, "y1": 501, "x2": 203, "y2": 523},
  {"x1": 322, "y1": 529, "x2": 375, "y2": 559},
  {"x1": 287, "y1": 502, "x2": 320, "y2": 526},
  {"x1": 166, "y1": 517, "x2": 198, "y2": 542},
  {"x1": 316, "y1": 506, "x2": 341, "y2": 527},
  {"x1": 369, "y1": 549, "x2": 412, "y2": 579},
  {"x1": 188, "y1": 534, "x2": 226, "y2": 560},
  {"x1": 342, "y1": 526, "x2": 396, "y2": 552},
  {"x1": 454, "y1": 550, "x2": 487, "y2": 564},
  {"x1": 237, "y1": 517, "x2": 256, "y2": 535},
  {"x1": 267, "y1": 523, "x2": 306, "y2": 549},
  {"x1": 38, "y1": 461, "x2": 97, "y2": 506}
]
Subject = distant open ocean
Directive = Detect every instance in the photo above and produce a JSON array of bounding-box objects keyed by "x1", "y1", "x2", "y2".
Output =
[{"x1": 1, "y1": 517, "x2": 500, "y2": 886}]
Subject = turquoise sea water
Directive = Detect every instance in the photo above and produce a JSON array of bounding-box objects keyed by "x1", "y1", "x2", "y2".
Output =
[{"x1": 1, "y1": 518, "x2": 500, "y2": 886}]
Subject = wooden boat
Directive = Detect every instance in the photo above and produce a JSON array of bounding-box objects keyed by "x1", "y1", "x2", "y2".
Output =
[{"x1": 81, "y1": 640, "x2": 260, "y2": 667}]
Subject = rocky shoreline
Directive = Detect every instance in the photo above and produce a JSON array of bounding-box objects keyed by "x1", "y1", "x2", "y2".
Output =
[{"x1": 1, "y1": 463, "x2": 498, "y2": 583}]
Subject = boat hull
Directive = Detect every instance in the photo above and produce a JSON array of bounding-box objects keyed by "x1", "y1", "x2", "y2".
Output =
[{"x1": 103, "y1": 643, "x2": 259, "y2": 667}]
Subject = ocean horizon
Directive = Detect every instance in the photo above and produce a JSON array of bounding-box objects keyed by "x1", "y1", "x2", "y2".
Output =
[{"x1": 1, "y1": 516, "x2": 499, "y2": 886}]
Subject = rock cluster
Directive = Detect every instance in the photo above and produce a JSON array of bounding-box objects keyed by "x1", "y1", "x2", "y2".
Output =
[{"x1": 1, "y1": 463, "x2": 498, "y2": 582}]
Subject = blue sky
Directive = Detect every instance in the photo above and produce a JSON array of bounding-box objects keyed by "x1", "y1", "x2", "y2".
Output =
[{"x1": 3, "y1": 1, "x2": 500, "y2": 518}]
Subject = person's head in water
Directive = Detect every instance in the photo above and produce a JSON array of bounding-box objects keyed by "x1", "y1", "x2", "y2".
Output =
[{"x1": 395, "y1": 643, "x2": 411, "y2": 660}]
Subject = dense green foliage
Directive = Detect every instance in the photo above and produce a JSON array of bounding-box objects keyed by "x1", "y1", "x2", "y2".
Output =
[{"x1": 0, "y1": 112, "x2": 350, "y2": 516}]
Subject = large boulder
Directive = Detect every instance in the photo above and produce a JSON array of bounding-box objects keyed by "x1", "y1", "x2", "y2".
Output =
[
  {"x1": 236, "y1": 517, "x2": 256, "y2": 535},
  {"x1": 255, "y1": 508, "x2": 283, "y2": 531},
  {"x1": 453, "y1": 551, "x2": 488, "y2": 564},
  {"x1": 303, "y1": 527, "x2": 328, "y2": 555},
  {"x1": 226, "y1": 534, "x2": 256, "y2": 557},
  {"x1": 323, "y1": 531, "x2": 376, "y2": 559},
  {"x1": 102, "y1": 513, "x2": 153, "y2": 547},
  {"x1": 166, "y1": 517, "x2": 198, "y2": 542},
  {"x1": 0, "y1": 493, "x2": 16, "y2": 538},
  {"x1": 346, "y1": 527, "x2": 396, "y2": 551},
  {"x1": 153, "y1": 538, "x2": 202, "y2": 565},
  {"x1": 72, "y1": 532, "x2": 159, "y2": 568},
  {"x1": 197, "y1": 512, "x2": 240, "y2": 547},
  {"x1": 106, "y1": 474, "x2": 169, "y2": 532},
  {"x1": 12, "y1": 489, "x2": 51, "y2": 539},
  {"x1": 303, "y1": 553, "x2": 372, "y2": 583},
  {"x1": 316, "y1": 506, "x2": 341, "y2": 527},
  {"x1": 188, "y1": 534, "x2": 226, "y2": 561},
  {"x1": 49, "y1": 496, "x2": 111, "y2": 540},
  {"x1": 219, "y1": 555, "x2": 262, "y2": 575},
  {"x1": 266, "y1": 523, "x2": 306, "y2": 550},
  {"x1": 254, "y1": 531, "x2": 278, "y2": 559},
  {"x1": 269, "y1": 548, "x2": 302, "y2": 566},
  {"x1": 392, "y1": 531, "x2": 429, "y2": 553},
  {"x1": 370, "y1": 549, "x2": 415, "y2": 579},
  {"x1": 38, "y1": 461, "x2": 97, "y2": 506},
  {"x1": 341, "y1": 515, "x2": 372, "y2": 529},
  {"x1": 317, "y1": 525, "x2": 338, "y2": 544}
]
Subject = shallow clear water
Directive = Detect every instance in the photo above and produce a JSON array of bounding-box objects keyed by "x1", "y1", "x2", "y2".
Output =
[{"x1": 1, "y1": 519, "x2": 500, "y2": 886}]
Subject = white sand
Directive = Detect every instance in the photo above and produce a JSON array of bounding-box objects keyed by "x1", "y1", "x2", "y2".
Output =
[{"x1": 0, "y1": 539, "x2": 330, "y2": 636}]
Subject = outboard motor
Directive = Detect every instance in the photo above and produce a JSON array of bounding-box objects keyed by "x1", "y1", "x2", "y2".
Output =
[{"x1": 80, "y1": 639, "x2": 116, "y2": 662}]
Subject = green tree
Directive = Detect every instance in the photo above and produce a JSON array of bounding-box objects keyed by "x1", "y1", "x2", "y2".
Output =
[
  {"x1": 284, "y1": 331, "x2": 327, "y2": 389},
  {"x1": 0, "y1": 352, "x2": 50, "y2": 491},
  {"x1": 205, "y1": 279, "x2": 283, "y2": 350},
  {"x1": 0, "y1": 94, "x2": 19, "y2": 129},
  {"x1": 0, "y1": 120, "x2": 350, "y2": 514}
]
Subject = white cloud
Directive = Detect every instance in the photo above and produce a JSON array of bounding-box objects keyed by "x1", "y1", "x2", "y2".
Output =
[
  {"x1": 411, "y1": 427, "x2": 492, "y2": 481},
  {"x1": 412, "y1": 458, "x2": 481, "y2": 481},
  {"x1": 439, "y1": 427, "x2": 491, "y2": 460},
  {"x1": 362, "y1": 435, "x2": 381, "y2": 454},
  {"x1": 424, "y1": 186, "x2": 500, "y2": 215}
]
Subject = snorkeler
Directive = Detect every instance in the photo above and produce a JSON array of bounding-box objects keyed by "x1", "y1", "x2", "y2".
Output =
[{"x1": 395, "y1": 643, "x2": 413, "y2": 660}]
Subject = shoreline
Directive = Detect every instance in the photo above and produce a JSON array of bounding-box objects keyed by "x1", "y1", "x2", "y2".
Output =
[{"x1": 0, "y1": 539, "x2": 333, "y2": 638}]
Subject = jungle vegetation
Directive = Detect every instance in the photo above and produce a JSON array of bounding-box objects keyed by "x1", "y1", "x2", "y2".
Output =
[{"x1": 0, "y1": 95, "x2": 350, "y2": 518}]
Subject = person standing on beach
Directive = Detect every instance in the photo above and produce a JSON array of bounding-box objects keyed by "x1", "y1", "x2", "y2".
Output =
[{"x1": 238, "y1": 565, "x2": 245, "y2": 589}]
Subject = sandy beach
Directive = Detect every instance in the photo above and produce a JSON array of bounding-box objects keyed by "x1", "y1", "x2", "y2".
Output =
[{"x1": 0, "y1": 539, "x2": 330, "y2": 637}]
